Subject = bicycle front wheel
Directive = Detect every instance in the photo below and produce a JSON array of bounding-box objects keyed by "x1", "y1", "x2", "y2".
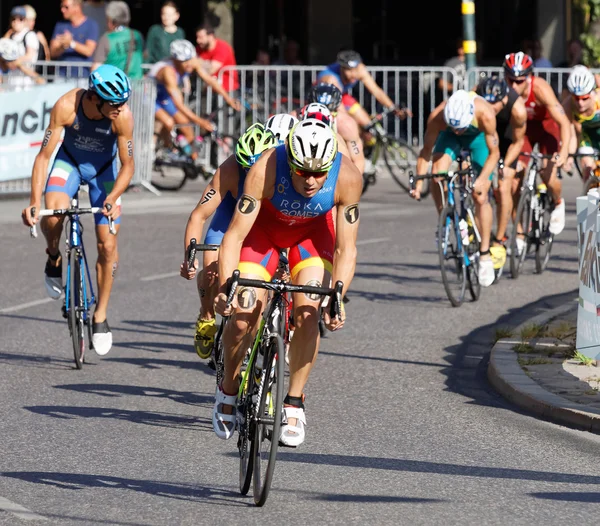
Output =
[
  {"x1": 252, "y1": 334, "x2": 285, "y2": 507},
  {"x1": 438, "y1": 206, "x2": 466, "y2": 307},
  {"x1": 383, "y1": 139, "x2": 425, "y2": 195},
  {"x1": 69, "y1": 253, "x2": 85, "y2": 369},
  {"x1": 238, "y1": 364, "x2": 255, "y2": 495},
  {"x1": 510, "y1": 189, "x2": 534, "y2": 279},
  {"x1": 535, "y1": 196, "x2": 554, "y2": 274}
]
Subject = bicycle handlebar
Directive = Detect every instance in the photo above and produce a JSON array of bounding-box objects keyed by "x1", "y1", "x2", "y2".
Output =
[
  {"x1": 185, "y1": 238, "x2": 219, "y2": 271},
  {"x1": 225, "y1": 269, "x2": 344, "y2": 319},
  {"x1": 29, "y1": 206, "x2": 116, "y2": 238}
]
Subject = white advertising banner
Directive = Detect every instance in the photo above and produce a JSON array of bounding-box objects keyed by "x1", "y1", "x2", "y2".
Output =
[
  {"x1": 0, "y1": 82, "x2": 77, "y2": 182},
  {"x1": 576, "y1": 189, "x2": 600, "y2": 360}
]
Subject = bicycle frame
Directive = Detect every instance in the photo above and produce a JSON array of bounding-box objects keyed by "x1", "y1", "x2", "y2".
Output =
[{"x1": 64, "y1": 193, "x2": 96, "y2": 323}]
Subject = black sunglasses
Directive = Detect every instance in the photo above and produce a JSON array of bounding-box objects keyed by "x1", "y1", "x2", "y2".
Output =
[{"x1": 507, "y1": 76, "x2": 527, "y2": 85}]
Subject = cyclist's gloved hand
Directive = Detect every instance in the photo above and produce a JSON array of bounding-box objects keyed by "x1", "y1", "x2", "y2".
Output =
[
  {"x1": 21, "y1": 204, "x2": 39, "y2": 227},
  {"x1": 323, "y1": 300, "x2": 345, "y2": 332},
  {"x1": 393, "y1": 105, "x2": 412, "y2": 120},
  {"x1": 230, "y1": 99, "x2": 242, "y2": 112}
]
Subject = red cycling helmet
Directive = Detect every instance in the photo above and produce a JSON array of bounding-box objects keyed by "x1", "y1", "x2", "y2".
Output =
[{"x1": 503, "y1": 51, "x2": 533, "y2": 78}]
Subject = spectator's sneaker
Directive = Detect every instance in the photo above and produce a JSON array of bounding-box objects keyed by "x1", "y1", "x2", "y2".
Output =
[
  {"x1": 44, "y1": 251, "x2": 63, "y2": 300},
  {"x1": 194, "y1": 317, "x2": 218, "y2": 359},
  {"x1": 92, "y1": 320, "x2": 112, "y2": 356},
  {"x1": 479, "y1": 258, "x2": 495, "y2": 288},
  {"x1": 549, "y1": 199, "x2": 565, "y2": 235}
]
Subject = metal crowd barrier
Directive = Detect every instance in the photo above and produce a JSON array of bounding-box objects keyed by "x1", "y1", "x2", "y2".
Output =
[{"x1": 0, "y1": 61, "x2": 157, "y2": 195}]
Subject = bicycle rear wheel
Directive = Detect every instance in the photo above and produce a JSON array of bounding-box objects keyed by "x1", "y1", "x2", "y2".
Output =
[
  {"x1": 69, "y1": 253, "x2": 85, "y2": 369},
  {"x1": 535, "y1": 196, "x2": 554, "y2": 274},
  {"x1": 510, "y1": 189, "x2": 534, "y2": 279},
  {"x1": 438, "y1": 206, "x2": 466, "y2": 307},
  {"x1": 382, "y1": 139, "x2": 427, "y2": 196},
  {"x1": 252, "y1": 334, "x2": 285, "y2": 506}
]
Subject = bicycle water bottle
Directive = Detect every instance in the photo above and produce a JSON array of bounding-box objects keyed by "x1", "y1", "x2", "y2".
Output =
[
  {"x1": 459, "y1": 219, "x2": 469, "y2": 247},
  {"x1": 176, "y1": 134, "x2": 192, "y2": 156}
]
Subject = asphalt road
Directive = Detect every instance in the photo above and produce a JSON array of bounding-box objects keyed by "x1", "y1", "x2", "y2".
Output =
[{"x1": 0, "y1": 175, "x2": 595, "y2": 525}]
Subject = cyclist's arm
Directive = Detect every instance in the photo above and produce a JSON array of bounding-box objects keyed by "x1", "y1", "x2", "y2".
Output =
[
  {"x1": 417, "y1": 104, "x2": 445, "y2": 173},
  {"x1": 183, "y1": 155, "x2": 235, "y2": 252},
  {"x1": 193, "y1": 61, "x2": 240, "y2": 110},
  {"x1": 27, "y1": 93, "x2": 73, "y2": 217},
  {"x1": 359, "y1": 66, "x2": 396, "y2": 109},
  {"x1": 504, "y1": 99, "x2": 527, "y2": 168},
  {"x1": 159, "y1": 67, "x2": 208, "y2": 127},
  {"x1": 535, "y1": 78, "x2": 571, "y2": 161},
  {"x1": 477, "y1": 101, "x2": 500, "y2": 181},
  {"x1": 332, "y1": 156, "x2": 362, "y2": 297},
  {"x1": 218, "y1": 149, "x2": 275, "y2": 290},
  {"x1": 108, "y1": 106, "x2": 135, "y2": 205}
]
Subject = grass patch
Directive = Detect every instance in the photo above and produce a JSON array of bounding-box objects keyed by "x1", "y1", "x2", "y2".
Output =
[
  {"x1": 520, "y1": 323, "x2": 544, "y2": 340},
  {"x1": 544, "y1": 321, "x2": 576, "y2": 340},
  {"x1": 573, "y1": 351, "x2": 595, "y2": 366},
  {"x1": 584, "y1": 389, "x2": 598, "y2": 396},
  {"x1": 513, "y1": 342, "x2": 534, "y2": 353},
  {"x1": 494, "y1": 327, "x2": 513, "y2": 343},
  {"x1": 518, "y1": 357, "x2": 553, "y2": 366}
]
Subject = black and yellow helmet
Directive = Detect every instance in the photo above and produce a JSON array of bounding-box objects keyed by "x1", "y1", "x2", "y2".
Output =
[{"x1": 235, "y1": 123, "x2": 277, "y2": 169}]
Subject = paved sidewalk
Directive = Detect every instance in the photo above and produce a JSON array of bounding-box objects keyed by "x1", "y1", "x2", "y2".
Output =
[{"x1": 488, "y1": 298, "x2": 600, "y2": 433}]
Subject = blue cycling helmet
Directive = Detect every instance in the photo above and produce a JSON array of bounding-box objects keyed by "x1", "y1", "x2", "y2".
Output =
[{"x1": 89, "y1": 65, "x2": 131, "y2": 104}]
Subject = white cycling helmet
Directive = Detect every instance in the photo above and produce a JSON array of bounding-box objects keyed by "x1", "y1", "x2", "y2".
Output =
[
  {"x1": 443, "y1": 89, "x2": 475, "y2": 130},
  {"x1": 170, "y1": 39, "x2": 196, "y2": 62},
  {"x1": 265, "y1": 113, "x2": 299, "y2": 144},
  {"x1": 300, "y1": 102, "x2": 333, "y2": 127},
  {"x1": 287, "y1": 118, "x2": 338, "y2": 172},
  {"x1": 567, "y1": 65, "x2": 596, "y2": 96},
  {"x1": 0, "y1": 38, "x2": 20, "y2": 62}
]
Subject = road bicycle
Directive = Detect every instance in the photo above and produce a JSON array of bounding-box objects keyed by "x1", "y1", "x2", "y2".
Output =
[
  {"x1": 362, "y1": 106, "x2": 425, "y2": 196},
  {"x1": 568, "y1": 147, "x2": 600, "y2": 195},
  {"x1": 509, "y1": 151, "x2": 556, "y2": 279},
  {"x1": 410, "y1": 153, "x2": 482, "y2": 307},
  {"x1": 30, "y1": 190, "x2": 116, "y2": 369},
  {"x1": 222, "y1": 269, "x2": 343, "y2": 506},
  {"x1": 152, "y1": 122, "x2": 237, "y2": 192}
]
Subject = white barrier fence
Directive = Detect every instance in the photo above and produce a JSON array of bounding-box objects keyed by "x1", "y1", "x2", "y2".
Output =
[{"x1": 576, "y1": 190, "x2": 600, "y2": 361}]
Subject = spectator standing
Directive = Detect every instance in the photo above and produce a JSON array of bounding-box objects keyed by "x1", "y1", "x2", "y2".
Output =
[
  {"x1": 526, "y1": 38, "x2": 552, "y2": 68},
  {"x1": 83, "y1": 0, "x2": 109, "y2": 37},
  {"x1": 195, "y1": 22, "x2": 239, "y2": 93},
  {"x1": 557, "y1": 38, "x2": 585, "y2": 68},
  {"x1": 22, "y1": 5, "x2": 50, "y2": 63},
  {"x1": 145, "y1": 1, "x2": 184, "y2": 64},
  {"x1": 92, "y1": 1, "x2": 144, "y2": 79},
  {"x1": 273, "y1": 40, "x2": 303, "y2": 66},
  {"x1": 0, "y1": 37, "x2": 44, "y2": 87},
  {"x1": 438, "y1": 38, "x2": 466, "y2": 94},
  {"x1": 272, "y1": 40, "x2": 304, "y2": 101},
  {"x1": 4, "y1": 6, "x2": 39, "y2": 67},
  {"x1": 50, "y1": 0, "x2": 99, "y2": 74}
]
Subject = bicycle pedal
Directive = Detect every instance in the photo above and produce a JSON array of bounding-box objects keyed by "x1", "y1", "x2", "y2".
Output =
[{"x1": 61, "y1": 304, "x2": 68, "y2": 319}]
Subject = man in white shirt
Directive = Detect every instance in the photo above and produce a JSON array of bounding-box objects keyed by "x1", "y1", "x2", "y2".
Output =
[{"x1": 4, "y1": 6, "x2": 40, "y2": 67}]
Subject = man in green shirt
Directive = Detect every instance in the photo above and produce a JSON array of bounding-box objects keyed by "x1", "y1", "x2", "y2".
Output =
[
  {"x1": 92, "y1": 1, "x2": 144, "y2": 79},
  {"x1": 144, "y1": 0, "x2": 184, "y2": 64}
]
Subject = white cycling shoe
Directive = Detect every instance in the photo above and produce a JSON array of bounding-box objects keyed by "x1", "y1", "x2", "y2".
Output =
[
  {"x1": 479, "y1": 257, "x2": 495, "y2": 288},
  {"x1": 213, "y1": 385, "x2": 237, "y2": 440},
  {"x1": 549, "y1": 199, "x2": 565, "y2": 235},
  {"x1": 280, "y1": 405, "x2": 306, "y2": 447},
  {"x1": 92, "y1": 320, "x2": 112, "y2": 356}
]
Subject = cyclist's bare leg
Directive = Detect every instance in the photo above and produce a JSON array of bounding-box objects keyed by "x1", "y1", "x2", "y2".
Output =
[
  {"x1": 286, "y1": 266, "x2": 330, "y2": 427},
  {"x1": 93, "y1": 222, "x2": 120, "y2": 323},
  {"x1": 473, "y1": 178, "x2": 493, "y2": 253},
  {"x1": 41, "y1": 191, "x2": 70, "y2": 258},
  {"x1": 221, "y1": 278, "x2": 268, "y2": 398},
  {"x1": 155, "y1": 108, "x2": 175, "y2": 146},
  {"x1": 198, "y1": 248, "x2": 219, "y2": 321},
  {"x1": 495, "y1": 166, "x2": 515, "y2": 241},
  {"x1": 430, "y1": 153, "x2": 452, "y2": 214},
  {"x1": 541, "y1": 159, "x2": 562, "y2": 204},
  {"x1": 336, "y1": 111, "x2": 365, "y2": 173}
]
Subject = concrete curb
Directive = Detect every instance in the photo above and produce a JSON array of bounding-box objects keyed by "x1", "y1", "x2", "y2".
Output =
[{"x1": 487, "y1": 301, "x2": 600, "y2": 434}]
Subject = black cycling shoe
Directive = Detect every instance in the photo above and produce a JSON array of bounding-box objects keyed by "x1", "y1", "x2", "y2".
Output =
[{"x1": 44, "y1": 251, "x2": 63, "y2": 300}]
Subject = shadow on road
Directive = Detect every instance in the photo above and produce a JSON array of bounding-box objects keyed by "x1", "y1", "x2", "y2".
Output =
[
  {"x1": 440, "y1": 288, "x2": 578, "y2": 412},
  {"x1": 104, "y1": 356, "x2": 214, "y2": 373},
  {"x1": 53, "y1": 383, "x2": 213, "y2": 407},
  {"x1": 279, "y1": 452, "x2": 600, "y2": 484},
  {"x1": 0, "y1": 351, "x2": 76, "y2": 370},
  {"x1": 0, "y1": 472, "x2": 245, "y2": 506},
  {"x1": 529, "y1": 492, "x2": 600, "y2": 502},
  {"x1": 112, "y1": 340, "x2": 194, "y2": 354},
  {"x1": 23, "y1": 405, "x2": 211, "y2": 431}
]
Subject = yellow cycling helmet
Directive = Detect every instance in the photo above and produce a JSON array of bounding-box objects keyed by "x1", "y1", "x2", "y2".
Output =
[{"x1": 235, "y1": 123, "x2": 277, "y2": 169}]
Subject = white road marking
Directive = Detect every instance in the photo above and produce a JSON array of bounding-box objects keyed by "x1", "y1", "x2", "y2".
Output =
[
  {"x1": 0, "y1": 297, "x2": 54, "y2": 314},
  {"x1": 356, "y1": 237, "x2": 390, "y2": 246},
  {"x1": 0, "y1": 496, "x2": 47, "y2": 521},
  {"x1": 140, "y1": 271, "x2": 181, "y2": 282}
]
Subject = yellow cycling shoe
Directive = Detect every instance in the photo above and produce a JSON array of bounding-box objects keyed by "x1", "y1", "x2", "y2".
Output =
[
  {"x1": 490, "y1": 245, "x2": 507, "y2": 270},
  {"x1": 194, "y1": 316, "x2": 218, "y2": 359}
]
